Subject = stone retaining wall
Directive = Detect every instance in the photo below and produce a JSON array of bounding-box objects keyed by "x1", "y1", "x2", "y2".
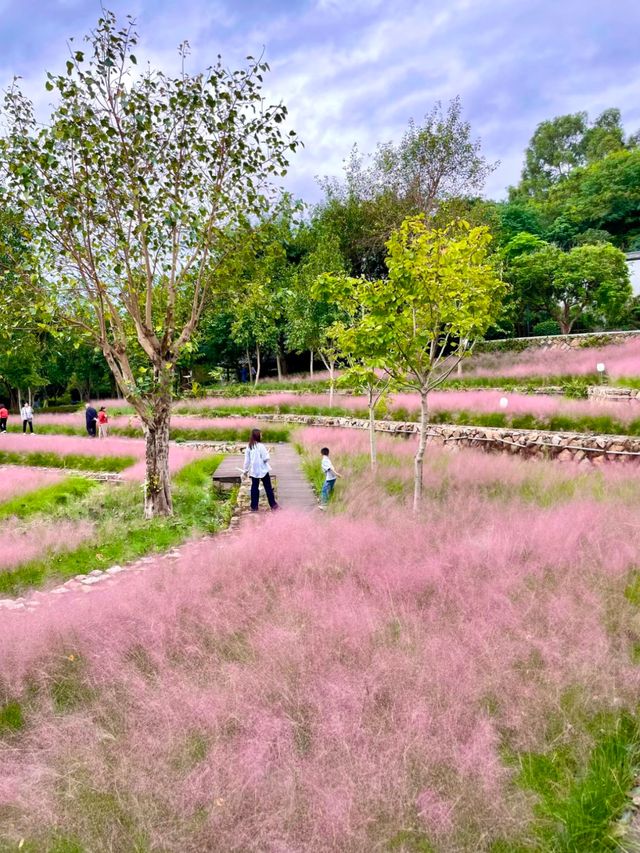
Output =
[
  {"x1": 476, "y1": 329, "x2": 640, "y2": 353},
  {"x1": 251, "y1": 413, "x2": 640, "y2": 464},
  {"x1": 587, "y1": 385, "x2": 640, "y2": 401}
]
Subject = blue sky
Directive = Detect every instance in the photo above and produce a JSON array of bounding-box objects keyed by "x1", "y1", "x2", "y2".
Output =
[{"x1": 1, "y1": 0, "x2": 639, "y2": 204}]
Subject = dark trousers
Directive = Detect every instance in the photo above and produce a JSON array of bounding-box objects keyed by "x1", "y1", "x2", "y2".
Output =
[
  {"x1": 0, "y1": 418, "x2": 6, "y2": 432},
  {"x1": 22, "y1": 419, "x2": 33, "y2": 433},
  {"x1": 87, "y1": 424, "x2": 96, "y2": 437},
  {"x1": 250, "y1": 473, "x2": 278, "y2": 511}
]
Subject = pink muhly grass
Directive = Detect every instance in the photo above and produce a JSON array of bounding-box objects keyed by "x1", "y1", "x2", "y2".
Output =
[
  {"x1": 1, "y1": 468, "x2": 640, "y2": 849},
  {"x1": 463, "y1": 337, "x2": 640, "y2": 379},
  {"x1": 186, "y1": 391, "x2": 354, "y2": 411},
  {"x1": 184, "y1": 389, "x2": 640, "y2": 425},
  {"x1": 0, "y1": 467, "x2": 64, "y2": 503},
  {"x1": 0, "y1": 431, "x2": 144, "y2": 460},
  {"x1": 404, "y1": 389, "x2": 640, "y2": 422},
  {"x1": 34, "y1": 412, "x2": 264, "y2": 433},
  {"x1": 0, "y1": 518, "x2": 94, "y2": 573},
  {"x1": 0, "y1": 432, "x2": 204, "y2": 480}
]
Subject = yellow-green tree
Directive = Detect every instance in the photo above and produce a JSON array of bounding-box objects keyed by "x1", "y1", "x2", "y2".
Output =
[{"x1": 354, "y1": 217, "x2": 505, "y2": 510}]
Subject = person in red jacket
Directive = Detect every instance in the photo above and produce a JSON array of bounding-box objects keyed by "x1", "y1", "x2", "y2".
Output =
[
  {"x1": 0, "y1": 405, "x2": 8, "y2": 433},
  {"x1": 97, "y1": 406, "x2": 109, "y2": 439}
]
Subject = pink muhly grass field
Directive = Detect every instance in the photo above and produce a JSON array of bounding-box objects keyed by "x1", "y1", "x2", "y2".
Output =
[
  {"x1": 190, "y1": 389, "x2": 640, "y2": 424},
  {"x1": 0, "y1": 432, "x2": 203, "y2": 480},
  {"x1": 0, "y1": 431, "x2": 143, "y2": 460},
  {"x1": 0, "y1": 467, "x2": 64, "y2": 503},
  {"x1": 33, "y1": 411, "x2": 273, "y2": 435},
  {"x1": 463, "y1": 336, "x2": 640, "y2": 379},
  {"x1": 185, "y1": 391, "x2": 347, "y2": 410},
  {"x1": 0, "y1": 518, "x2": 94, "y2": 573},
  {"x1": 419, "y1": 389, "x2": 640, "y2": 422},
  {"x1": 1, "y1": 441, "x2": 640, "y2": 848}
]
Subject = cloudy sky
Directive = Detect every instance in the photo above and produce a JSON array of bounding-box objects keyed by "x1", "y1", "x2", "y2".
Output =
[{"x1": 1, "y1": 0, "x2": 639, "y2": 204}]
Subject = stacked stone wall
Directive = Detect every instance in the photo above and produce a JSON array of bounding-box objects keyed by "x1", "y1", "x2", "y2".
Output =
[
  {"x1": 476, "y1": 329, "x2": 640, "y2": 353},
  {"x1": 250, "y1": 413, "x2": 640, "y2": 465}
]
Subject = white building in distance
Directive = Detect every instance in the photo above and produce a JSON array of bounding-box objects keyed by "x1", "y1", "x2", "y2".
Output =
[{"x1": 628, "y1": 252, "x2": 640, "y2": 296}]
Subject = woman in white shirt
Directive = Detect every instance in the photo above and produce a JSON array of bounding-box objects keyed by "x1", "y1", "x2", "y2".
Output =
[
  {"x1": 20, "y1": 402, "x2": 34, "y2": 434},
  {"x1": 242, "y1": 428, "x2": 279, "y2": 512}
]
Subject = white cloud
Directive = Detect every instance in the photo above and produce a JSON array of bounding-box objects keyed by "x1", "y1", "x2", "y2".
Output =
[{"x1": 1, "y1": 0, "x2": 638, "y2": 205}]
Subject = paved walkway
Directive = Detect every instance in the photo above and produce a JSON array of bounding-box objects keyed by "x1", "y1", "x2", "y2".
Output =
[
  {"x1": 212, "y1": 443, "x2": 317, "y2": 512},
  {"x1": 269, "y1": 444, "x2": 317, "y2": 511}
]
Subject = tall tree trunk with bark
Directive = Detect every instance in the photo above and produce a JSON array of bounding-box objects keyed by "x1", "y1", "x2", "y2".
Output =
[
  {"x1": 276, "y1": 349, "x2": 283, "y2": 382},
  {"x1": 142, "y1": 364, "x2": 174, "y2": 518},
  {"x1": 143, "y1": 401, "x2": 173, "y2": 518},
  {"x1": 413, "y1": 389, "x2": 429, "y2": 513},
  {"x1": 309, "y1": 350, "x2": 314, "y2": 378}
]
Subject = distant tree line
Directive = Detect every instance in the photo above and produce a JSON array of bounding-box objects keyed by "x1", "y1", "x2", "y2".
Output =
[{"x1": 2, "y1": 92, "x2": 638, "y2": 404}]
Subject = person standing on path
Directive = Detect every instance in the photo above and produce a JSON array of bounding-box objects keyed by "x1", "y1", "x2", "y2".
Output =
[
  {"x1": 85, "y1": 402, "x2": 98, "y2": 437},
  {"x1": 97, "y1": 406, "x2": 109, "y2": 439},
  {"x1": 320, "y1": 446, "x2": 342, "y2": 508},
  {"x1": 21, "y1": 402, "x2": 34, "y2": 434},
  {"x1": 242, "y1": 428, "x2": 279, "y2": 512},
  {"x1": 0, "y1": 404, "x2": 8, "y2": 433}
]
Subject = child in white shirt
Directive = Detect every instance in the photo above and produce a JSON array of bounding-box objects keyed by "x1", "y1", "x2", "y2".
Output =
[{"x1": 320, "y1": 447, "x2": 341, "y2": 508}]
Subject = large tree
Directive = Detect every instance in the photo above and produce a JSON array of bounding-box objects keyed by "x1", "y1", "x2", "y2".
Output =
[
  {"x1": 286, "y1": 218, "x2": 346, "y2": 396},
  {"x1": 515, "y1": 108, "x2": 636, "y2": 198},
  {"x1": 0, "y1": 12, "x2": 298, "y2": 516},
  {"x1": 508, "y1": 240, "x2": 631, "y2": 333},
  {"x1": 316, "y1": 97, "x2": 495, "y2": 278}
]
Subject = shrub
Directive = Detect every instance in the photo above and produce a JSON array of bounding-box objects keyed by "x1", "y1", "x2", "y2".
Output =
[{"x1": 532, "y1": 319, "x2": 561, "y2": 337}]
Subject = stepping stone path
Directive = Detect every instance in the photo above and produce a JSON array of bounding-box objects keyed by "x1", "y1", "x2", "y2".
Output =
[{"x1": 0, "y1": 444, "x2": 317, "y2": 614}]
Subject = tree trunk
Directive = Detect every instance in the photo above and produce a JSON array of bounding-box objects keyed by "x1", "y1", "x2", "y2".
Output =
[
  {"x1": 328, "y1": 362, "x2": 335, "y2": 408},
  {"x1": 143, "y1": 400, "x2": 173, "y2": 519},
  {"x1": 276, "y1": 349, "x2": 283, "y2": 382},
  {"x1": 558, "y1": 305, "x2": 573, "y2": 335},
  {"x1": 413, "y1": 390, "x2": 429, "y2": 513},
  {"x1": 309, "y1": 350, "x2": 314, "y2": 378},
  {"x1": 254, "y1": 343, "x2": 261, "y2": 387},
  {"x1": 368, "y1": 389, "x2": 377, "y2": 470}
]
